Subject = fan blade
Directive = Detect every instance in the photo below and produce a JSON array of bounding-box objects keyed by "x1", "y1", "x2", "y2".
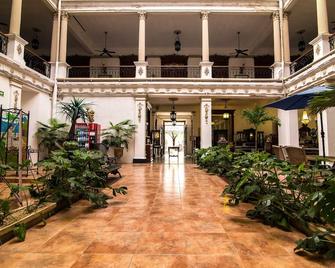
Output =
[
  {"x1": 241, "y1": 52, "x2": 248, "y2": 56},
  {"x1": 106, "y1": 50, "x2": 116, "y2": 54},
  {"x1": 106, "y1": 51, "x2": 114, "y2": 57},
  {"x1": 241, "y1": 49, "x2": 249, "y2": 52}
]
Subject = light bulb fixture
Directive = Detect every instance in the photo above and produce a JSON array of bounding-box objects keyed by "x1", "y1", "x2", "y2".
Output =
[
  {"x1": 174, "y1": 30, "x2": 181, "y2": 52},
  {"x1": 31, "y1": 27, "x2": 41, "y2": 50},
  {"x1": 169, "y1": 97, "x2": 178, "y2": 123},
  {"x1": 222, "y1": 99, "x2": 230, "y2": 120},
  {"x1": 301, "y1": 110, "x2": 310, "y2": 125},
  {"x1": 297, "y1": 30, "x2": 306, "y2": 52}
]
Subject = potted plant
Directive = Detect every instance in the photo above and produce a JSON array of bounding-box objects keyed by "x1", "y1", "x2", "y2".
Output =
[
  {"x1": 102, "y1": 120, "x2": 136, "y2": 158},
  {"x1": 242, "y1": 105, "x2": 280, "y2": 151}
]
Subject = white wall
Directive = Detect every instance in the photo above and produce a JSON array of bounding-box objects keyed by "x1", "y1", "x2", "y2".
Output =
[
  {"x1": 0, "y1": 76, "x2": 11, "y2": 109},
  {"x1": 60, "y1": 96, "x2": 135, "y2": 163},
  {"x1": 21, "y1": 89, "x2": 52, "y2": 163}
]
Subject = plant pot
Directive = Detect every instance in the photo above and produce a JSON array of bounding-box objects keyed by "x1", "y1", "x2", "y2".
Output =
[{"x1": 114, "y1": 147, "x2": 124, "y2": 158}]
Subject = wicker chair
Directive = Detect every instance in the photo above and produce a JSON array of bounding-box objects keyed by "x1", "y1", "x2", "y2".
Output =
[
  {"x1": 272, "y1": 145, "x2": 286, "y2": 161},
  {"x1": 285, "y1": 146, "x2": 308, "y2": 165}
]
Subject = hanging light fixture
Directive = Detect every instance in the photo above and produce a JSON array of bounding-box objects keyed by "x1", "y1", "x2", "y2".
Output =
[
  {"x1": 297, "y1": 29, "x2": 306, "y2": 52},
  {"x1": 222, "y1": 99, "x2": 230, "y2": 120},
  {"x1": 301, "y1": 110, "x2": 310, "y2": 125},
  {"x1": 169, "y1": 98, "x2": 178, "y2": 123},
  {"x1": 174, "y1": 30, "x2": 181, "y2": 52}
]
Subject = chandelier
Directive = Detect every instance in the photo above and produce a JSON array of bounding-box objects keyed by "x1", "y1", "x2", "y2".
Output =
[
  {"x1": 174, "y1": 30, "x2": 181, "y2": 52},
  {"x1": 31, "y1": 27, "x2": 41, "y2": 50},
  {"x1": 222, "y1": 99, "x2": 230, "y2": 120}
]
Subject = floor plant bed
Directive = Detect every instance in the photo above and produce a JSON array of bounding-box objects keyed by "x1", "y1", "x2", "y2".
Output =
[
  {"x1": 0, "y1": 202, "x2": 56, "y2": 244},
  {"x1": 195, "y1": 146, "x2": 335, "y2": 260}
]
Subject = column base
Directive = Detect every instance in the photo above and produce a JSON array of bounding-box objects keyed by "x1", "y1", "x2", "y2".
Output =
[
  {"x1": 134, "y1": 61, "x2": 148, "y2": 78},
  {"x1": 310, "y1": 33, "x2": 332, "y2": 61},
  {"x1": 200, "y1": 61, "x2": 213, "y2": 79},
  {"x1": 57, "y1": 62, "x2": 70, "y2": 79},
  {"x1": 271, "y1": 62, "x2": 291, "y2": 79},
  {"x1": 133, "y1": 158, "x2": 148, "y2": 163},
  {"x1": 5, "y1": 34, "x2": 28, "y2": 65}
]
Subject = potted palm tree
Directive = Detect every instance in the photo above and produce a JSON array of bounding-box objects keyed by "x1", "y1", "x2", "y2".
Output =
[
  {"x1": 102, "y1": 120, "x2": 136, "y2": 158},
  {"x1": 60, "y1": 97, "x2": 91, "y2": 140},
  {"x1": 242, "y1": 105, "x2": 280, "y2": 151},
  {"x1": 308, "y1": 88, "x2": 335, "y2": 114}
]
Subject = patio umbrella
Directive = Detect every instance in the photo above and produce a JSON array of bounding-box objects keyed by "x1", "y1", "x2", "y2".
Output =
[{"x1": 265, "y1": 85, "x2": 334, "y2": 158}]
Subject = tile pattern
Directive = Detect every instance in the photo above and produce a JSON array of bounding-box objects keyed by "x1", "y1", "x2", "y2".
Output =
[{"x1": 0, "y1": 163, "x2": 333, "y2": 268}]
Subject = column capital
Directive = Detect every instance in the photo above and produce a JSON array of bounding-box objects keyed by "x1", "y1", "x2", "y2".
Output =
[
  {"x1": 200, "y1": 11, "x2": 210, "y2": 19},
  {"x1": 272, "y1": 11, "x2": 280, "y2": 20},
  {"x1": 61, "y1": 11, "x2": 69, "y2": 19},
  {"x1": 283, "y1": 12, "x2": 290, "y2": 19},
  {"x1": 138, "y1": 11, "x2": 147, "y2": 19}
]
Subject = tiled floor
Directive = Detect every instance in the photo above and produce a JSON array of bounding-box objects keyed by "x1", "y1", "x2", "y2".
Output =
[{"x1": 0, "y1": 163, "x2": 334, "y2": 268}]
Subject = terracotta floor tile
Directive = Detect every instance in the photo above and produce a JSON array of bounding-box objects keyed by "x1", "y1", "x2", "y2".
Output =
[
  {"x1": 186, "y1": 255, "x2": 243, "y2": 268},
  {"x1": 84, "y1": 232, "x2": 141, "y2": 254},
  {"x1": 71, "y1": 254, "x2": 133, "y2": 268},
  {"x1": 130, "y1": 255, "x2": 189, "y2": 268}
]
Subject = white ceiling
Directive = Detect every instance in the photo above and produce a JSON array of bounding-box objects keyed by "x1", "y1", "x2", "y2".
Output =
[{"x1": 0, "y1": 0, "x2": 334, "y2": 57}]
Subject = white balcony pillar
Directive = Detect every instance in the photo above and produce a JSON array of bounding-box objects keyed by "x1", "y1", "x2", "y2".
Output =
[
  {"x1": 310, "y1": 0, "x2": 331, "y2": 61},
  {"x1": 58, "y1": 12, "x2": 69, "y2": 78},
  {"x1": 135, "y1": 12, "x2": 148, "y2": 78},
  {"x1": 278, "y1": 109, "x2": 299, "y2": 147},
  {"x1": 317, "y1": 108, "x2": 335, "y2": 157},
  {"x1": 200, "y1": 98, "x2": 212, "y2": 148},
  {"x1": 282, "y1": 12, "x2": 291, "y2": 77},
  {"x1": 200, "y1": 11, "x2": 213, "y2": 79},
  {"x1": 50, "y1": 12, "x2": 59, "y2": 79},
  {"x1": 9, "y1": 81, "x2": 22, "y2": 109},
  {"x1": 6, "y1": 0, "x2": 27, "y2": 65},
  {"x1": 271, "y1": 11, "x2": 282, "y2": 79},
  {"x1": 133, "y1": 96, "x2": 147, "y2": 163}
]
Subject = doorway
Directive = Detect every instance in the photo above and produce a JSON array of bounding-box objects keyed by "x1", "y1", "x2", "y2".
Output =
[{"x1": 164, "y1": 121, "x2": 185, "y2": 163}]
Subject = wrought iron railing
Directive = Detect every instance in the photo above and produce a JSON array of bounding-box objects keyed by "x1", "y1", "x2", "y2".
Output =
[
  {"x1": 330, "y1": 34, "x2": 335, "y2": 51},
  {"x1": 212, "y1": 66, "x2": 272, "y2": 79},
  {"x1": 147, "y1": 65, "x2": 200, "y2": 78},
  {"x1": 0, "y1": 31, "x2": 8, "y2": 55},
  {"x1": 24, "y1": 48, "x2": 51, "y2": 77},
  {"x1": 290, "y1": 49, "x2": 314, "y2": 74},
  {"x1": 68, "y1": 66, "x2": 136, "y2": 78}
]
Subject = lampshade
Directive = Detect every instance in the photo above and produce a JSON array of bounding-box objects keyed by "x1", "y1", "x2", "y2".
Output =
[
  {"x1": 170, "y1": 110, "x2": 177, "y2": 122},
  {"x1": 223, "y1": 112, "x2": 230, "y2": 119},
  {"x1": 301, "y1": 110, "x2": 310, "y2": 125}
]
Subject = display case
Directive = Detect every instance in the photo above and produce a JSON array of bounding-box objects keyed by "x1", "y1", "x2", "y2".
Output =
[{"x1": 75, "y1": 123, "x2": 101, "y2": 149}]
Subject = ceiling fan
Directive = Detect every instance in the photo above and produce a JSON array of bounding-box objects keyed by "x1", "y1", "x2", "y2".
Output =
[
  {"x1": 233, "y1": 32, "x2": 248, "y2": 57},
  {"x1": 96, "y1": 31, "x2": 116, "y2": 57}
]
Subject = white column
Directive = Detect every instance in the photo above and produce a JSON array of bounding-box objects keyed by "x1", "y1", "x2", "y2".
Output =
[
  {"x1": 133, "y1": 96, "x2": 147, "y2": 162},
  {"x1": 317, "y1": 108, "x2": 335, "y2": 157},
  {"x1": 200, "y1": 12, "x2": 213, "y2": 79},
  {"x1": 6, "y1": 0, "x2": 27, "y2": 65},
  {"x1": 282, "y1": 12, "x2": 291, "y2": 77},
  {"x1": 278, "y1": 110, "x2": 299, "y2": 147},
  {"x1": 310, "y1": 0, "x2": 331, "y2": 60},
  {"x1": 134, "y1": 12, "x2": 148, "y2": 79},
  {"x1": 9, "y1": 81, "x2": 22, "y2": 109},
  {"x1": 271, "y1": 11, "x2": 282, "y2": 79},
  {"x1": 50, "y1": 12, "x2": 59, "y2": 79},
  {"x1": 58, "y1": 12, "x2": 69, "y2": 78},
  {"x1": 200, "y1": 98, "x2": 212, "y2": 148}
]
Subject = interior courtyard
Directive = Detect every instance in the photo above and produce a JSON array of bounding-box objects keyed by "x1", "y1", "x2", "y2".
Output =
[{"x1": 0, "y1": 0, "x2": 335, "y2": 267}]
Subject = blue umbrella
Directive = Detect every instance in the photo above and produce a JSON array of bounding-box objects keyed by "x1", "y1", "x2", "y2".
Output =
[{"x1": 265, "y1": 85, "x2": 333, "y2": 158}]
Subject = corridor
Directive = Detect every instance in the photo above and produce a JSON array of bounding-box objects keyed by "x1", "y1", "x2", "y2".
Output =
[{"x1": 0, "y1": 164, "x2": 330, "y2": 267}]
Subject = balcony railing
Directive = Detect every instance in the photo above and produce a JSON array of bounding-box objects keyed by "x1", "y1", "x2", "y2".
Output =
[
  {"x1": 147, "y1": 65, "x2": 200, "y2": 78},
  {"x1": 330, "y1": 34, "x2": 335, "y2": 51},
  {"x1": 0, "y1": 32, "x2": 8, "y2": 55},
  {"x1": 24, "y1": 48, "x2": 51, "y2": 77},
  {"x1": 67, "y1": 65, "x2": 273, "y2": 79},
  {"x1": 212, "y1": 66, "x2": 272, "y2": 79},
  {"x1": 69, "y1": 66, "x2": 136, "y2": 78},
  {"x1": 290, "y1": 49, "x2": 314, "y2": 74}
]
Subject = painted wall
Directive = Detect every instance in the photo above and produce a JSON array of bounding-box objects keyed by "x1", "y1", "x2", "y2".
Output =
[
  {"x1": 60, "y1": 96, "x2": 136, "y2": 163},
  {"x1": 21, "y1": 89, "x2": 51, "y2": 163},
  {"x1": 0, "y1": 75, "x2": 10, "y2": 108}
]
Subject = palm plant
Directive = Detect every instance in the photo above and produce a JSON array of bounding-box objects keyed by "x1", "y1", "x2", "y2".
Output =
[
  {"x1": 59, "y1": 97, "x2": 91, "y2": 139},
  {"x1": 242, "y1": 105, "x2": 280, "y2": 150},
  {"x1": 102, "y1": 120, "x2": 136, "y2": 157},
  {"x1": 36, "y1": 119, "x2": 68, "y2": 155},
  {"x1": 308, "y1": 88, "x2": 335, "y2": 114}
]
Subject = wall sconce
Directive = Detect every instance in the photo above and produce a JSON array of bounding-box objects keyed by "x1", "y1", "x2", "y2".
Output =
[{"x1": 301, "y1": 110, "x2": 310, "y2": 125}]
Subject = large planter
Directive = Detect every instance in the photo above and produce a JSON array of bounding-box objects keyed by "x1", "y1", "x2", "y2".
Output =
[{"x1": 114, "y1": 147, "x2": 124, "y2": 158}]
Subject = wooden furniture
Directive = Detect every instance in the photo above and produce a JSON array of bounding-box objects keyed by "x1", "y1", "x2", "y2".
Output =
[
  {"x1": 285, "y1": 146, "x2": 308, "y2": 165},
  {"x1": 272, "y1": 145, "x2": 286, "y2": 161},
  {"x1": 168, "y1": 146, "x2": 180, "y2": 161}
]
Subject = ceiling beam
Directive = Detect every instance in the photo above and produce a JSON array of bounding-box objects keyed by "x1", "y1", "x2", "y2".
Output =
[
  {"x1": 68, "y1": 16, "x2": 96, "y2": 55},
  {"x1": 41, "y1": 0, "x2": 57, "y2": 11}
]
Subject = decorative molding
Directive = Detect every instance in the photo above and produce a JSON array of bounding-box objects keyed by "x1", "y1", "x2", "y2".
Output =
[
  {"x1": 137, "y1": 102, "x2": 143, "y2": 123},
  {"x1": 204, "y1": 103, "x2": 209, "y2": 124},
  {"x1": 272, "y1": 11, "x2": 280, "y2": 20},
  {"x1": 201, "y1": 11, "x2": 209, "y2": 19}
]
